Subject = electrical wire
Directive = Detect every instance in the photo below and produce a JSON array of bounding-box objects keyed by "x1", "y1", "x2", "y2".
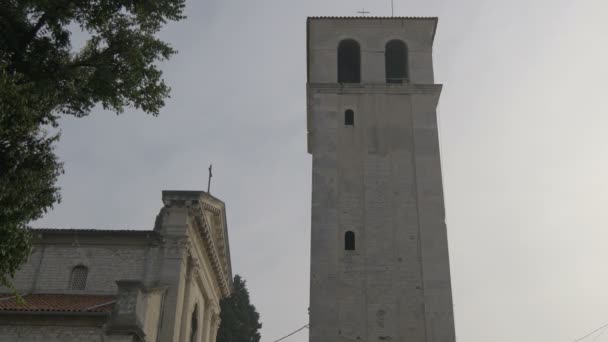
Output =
[
  {"x1": 269, "y1": 324, "x2": 309, "y2": 342},
  {"x1": 591, "y1": 325, "x2": 608, "y2": 342},
  {"x1": 575, "y1": 322, "x2": 608, "y2": 342}
]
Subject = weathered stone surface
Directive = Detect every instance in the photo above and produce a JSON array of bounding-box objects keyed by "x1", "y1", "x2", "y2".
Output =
[
  {"x1": 0, "y1": 325, "x2": 105, "y2": 342},
  {"x1": 0, "y1": 191, "x2": 232, "y2": 342},
  {"x1": 307, "y1": 17, "x2": 455, "y2": 342}
]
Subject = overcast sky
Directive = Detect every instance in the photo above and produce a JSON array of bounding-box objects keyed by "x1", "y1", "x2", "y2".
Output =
[{"x1": 35, "y1": 0, "x2": 608, "y2": 341}]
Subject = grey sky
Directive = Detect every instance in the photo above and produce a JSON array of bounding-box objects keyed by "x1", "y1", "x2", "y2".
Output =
[{"x1": 36, "y1": 0, "x2": 608, "y2": 341}]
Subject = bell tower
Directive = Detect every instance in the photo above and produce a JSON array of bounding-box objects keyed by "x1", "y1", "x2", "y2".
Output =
[{"x1": 306, "y1": 17, "x2": 455, "y2": 342}]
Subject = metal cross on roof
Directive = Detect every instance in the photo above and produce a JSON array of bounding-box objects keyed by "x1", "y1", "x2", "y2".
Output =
[
  {"x1": 357, "y1": 8, "x2": 370, "y2": 16},
  {"x1": 207, "y1": 164, "x2": 213, "y2": 193}
]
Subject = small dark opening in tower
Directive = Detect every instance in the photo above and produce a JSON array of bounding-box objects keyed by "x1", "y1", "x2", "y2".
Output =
[
  {"x1": 344, "y1": 109, "x2": 354, "y2": 126},
  {"x1": 385, "y1": 40, "x2": 408, "y2": 83},
  {"x1": 338, "y1": 40, "x2": 361, "y2": 83},
  {"x1": 345, "y1": 231, "x2": 355, "y2": 250}
]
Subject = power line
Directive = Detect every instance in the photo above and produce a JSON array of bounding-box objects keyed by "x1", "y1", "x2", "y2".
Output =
[
  {"x1": 269, "y1": 324, "x2": 309, "y2": 342},
  {"x1": 266, "y1": 319, "x2": 608, "y2": 342},
  {"x1": 591, "y1": 325, "x2": 608, "y2": 342},
  {"x1": 575, "y1": 322, "x2": 608, "y2": 342}
]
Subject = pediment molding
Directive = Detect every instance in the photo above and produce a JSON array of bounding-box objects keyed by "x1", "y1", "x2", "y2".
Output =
[
  {"x1": 160, "y1": 190, "x2": 233, "y2": 297},
  {"x1": 190, "y1": 202, "x2": 231, "y2": 298}
]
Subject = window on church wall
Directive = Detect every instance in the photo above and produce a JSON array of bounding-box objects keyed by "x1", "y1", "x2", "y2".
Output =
[
  {"x1": 344, "y1": 109, "x2": 354, "y2": 126},
  {"x1": 190, "y1": 305, "x2": 199, "y2": 342},
  {"x1": 69, "y1": 265, "x2": 88, "y2": 290},
  {"x1": 338, "y1": 40, "x2": 361, "y2": 83},
  {"x1": 385, "y1": 40, "x2": 408, "y2": 83},
  {"x1": 345, "y1": 231, "x2": 355, "y2": 251}
]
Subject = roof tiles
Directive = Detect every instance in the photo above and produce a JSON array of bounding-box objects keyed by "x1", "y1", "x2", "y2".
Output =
[{"x1": 0, "y1": 294, "x2": 115, "y2": 313}]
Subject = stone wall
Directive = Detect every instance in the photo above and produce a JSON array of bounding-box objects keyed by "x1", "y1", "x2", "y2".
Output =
[
  {"x1": 0, "y1": 325, "x2": 105, "y2": 342},
  {"x1": 307, "y1": 18, "x2": 455, "y2": 342},
  {"x1": 5, "y1": 243, "x2": 153, "y2": 294},
  {"x1": 140, "y1": 289, "x2": 164, "y2": 341},
  {"x1": 0, "y1": 324, "x2": 138, "y2": 342},
  {"x1": 307, "y1": 18, "x2": 436, "y2": 84},
  {"x1": 0, "y1": 190, "x2": 231, "y2": 342}
]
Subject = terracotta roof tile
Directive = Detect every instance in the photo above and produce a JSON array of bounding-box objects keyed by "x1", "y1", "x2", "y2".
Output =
[{"x1": 0, "y1": 294, "x2": 115, "y2": 313}]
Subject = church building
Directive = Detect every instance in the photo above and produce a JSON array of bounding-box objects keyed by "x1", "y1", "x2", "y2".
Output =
[
  {"x1": 307, "y1": 17, "x2": 456, "y2": 342},
  {"x1": 0, "y1": 190, "x2": 232, "y2": 342}
]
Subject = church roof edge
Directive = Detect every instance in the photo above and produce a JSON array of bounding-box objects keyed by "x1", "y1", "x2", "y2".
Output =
[
  {"x1": 162, "y1": 190, "x2": 225, "y2": 207},
  {"x1": 30, "y1": 228, "x2": 162, "y2": 245},
  {"x1": 32, "y1": 228, "x2": 155, "y2": 234}
]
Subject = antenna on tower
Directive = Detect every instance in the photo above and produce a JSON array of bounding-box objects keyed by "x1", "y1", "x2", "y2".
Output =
[{"x1": 391, "y1": 0, "x2": 394, "y2": 16}]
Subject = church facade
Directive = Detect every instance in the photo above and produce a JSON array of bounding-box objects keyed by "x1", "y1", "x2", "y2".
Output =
[
  {"x1": 0, "y1": 190, "x2": 232, "y2": 342},
  {"x1": 307, "y1": 17, "x2": 456, "y2": 342}
]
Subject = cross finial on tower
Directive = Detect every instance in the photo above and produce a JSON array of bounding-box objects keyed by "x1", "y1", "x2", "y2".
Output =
[{"x1": 357, "y1": 8, "x2": 370, "y2": 16}]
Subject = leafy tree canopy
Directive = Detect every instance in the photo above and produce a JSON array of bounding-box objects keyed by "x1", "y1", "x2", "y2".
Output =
[
  {"x1": 0, "y1": 0, "x2": 185, "y2": 288},
  {"x1": 217, "y1": 275, "x2": 262, "y2": 342}
]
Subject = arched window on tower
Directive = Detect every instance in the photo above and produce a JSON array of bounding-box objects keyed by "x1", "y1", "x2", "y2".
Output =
[
  {"x1": 385, "y1": 40, "x2": 408, "y2": 83},
  {"x1": 345, "y1": 231, "x2": 355, "y2": 251},
  {"x1": 190, "y1": 305, "x2": 199, "y2": 342},
  {"x1": 338, "y1": 40, "x2": 361, "y2": 83},
  {"x1": 69, "y1": 265, "x2": 88, "y2": 290},
  {"x1": 344, "y1": 109, "x2": 354, "y2": 126}
]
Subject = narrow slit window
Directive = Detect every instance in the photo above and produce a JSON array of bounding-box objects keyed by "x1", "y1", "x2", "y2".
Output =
[
  {"x1": 69, "y1": 265, "x2": 88, "y2": 290},
  {"x1": 345, "y1": 109, "x2": 354, "y2": 126},
  {"x1": 345, "y1": 231, "x2": 355, "y2": 251},
  {"x1": 338, "y1": 40, "x2": 361, "y2": 83},
  {"x1": 385, "y1": 40, "x2": 408, "y2": 83}
]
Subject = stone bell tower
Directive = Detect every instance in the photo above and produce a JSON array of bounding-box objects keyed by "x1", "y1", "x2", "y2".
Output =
[{"x1": 306, "y1": 17, "x2": 455, "y2": 342}]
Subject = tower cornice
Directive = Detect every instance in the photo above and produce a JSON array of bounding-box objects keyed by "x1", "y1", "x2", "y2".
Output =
[{"x1": 307, "y1": 83, "x2": 441, "y2": 95}]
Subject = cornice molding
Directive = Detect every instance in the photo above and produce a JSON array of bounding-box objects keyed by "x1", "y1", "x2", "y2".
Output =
[
  {"x1": 201, "y1": 203, "x2": 231, "y2": 285},
  {"x1": 307, "y1": 83, "x2": 442, "y2": 95},
  {"x1": 160, "y1": 191, "x2": 232, "y2": 297},
  {"x1": 201, "y1": 201, "x2": 222, "y2": 215},
  {"x1": 190, "y1": 207, "x2": 231, "y2": 298}
]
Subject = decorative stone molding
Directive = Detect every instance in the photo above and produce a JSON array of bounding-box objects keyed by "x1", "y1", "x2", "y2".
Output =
[
  {"x1": 190, "y1": 207, "x2": 231, "y2": 298},
  {"x1": 211, "y1": 311, "x2": 221, "y2": 329},
  {"x1": 308, "y1": 83, "x2": 442, "y2": 95},
  {"x1": 202, "y1": 201, "x2": 222, "y2": 215},
  {"x1": 160, "y1": 190, "x2": 232, "y2": 298},
  {"x1": 191, "y1": 254, "x2": 202, "y2": 273}
]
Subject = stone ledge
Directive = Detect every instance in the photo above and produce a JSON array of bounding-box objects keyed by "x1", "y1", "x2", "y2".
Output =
[{"x1": 307, "y1": 83, "x2": 442, "y2": 95}]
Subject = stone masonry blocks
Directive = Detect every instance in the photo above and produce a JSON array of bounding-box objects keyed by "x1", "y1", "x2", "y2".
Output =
[{"x1": 308, "y1": 17, "x2": 455, "y2": 342}]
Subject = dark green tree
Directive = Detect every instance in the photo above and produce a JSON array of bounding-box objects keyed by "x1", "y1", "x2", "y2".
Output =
[
  {"x1": 0, "y1": 0, "x2": 185, "y2": 288},
  {"x1": 217, "y1": 275, "x2": 262, "y2": 342}
]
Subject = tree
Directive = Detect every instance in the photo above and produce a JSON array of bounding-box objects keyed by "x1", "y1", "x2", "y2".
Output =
[
  {"x1": 0, "y1": 0, "x2": 185, "y2": 288},
  {"x1": 217, "y1": 275, "x2": 262, "y2": 342}
]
